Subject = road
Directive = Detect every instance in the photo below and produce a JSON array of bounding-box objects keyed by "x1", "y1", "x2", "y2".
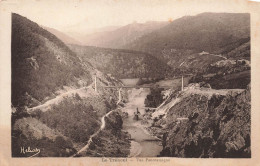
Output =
[
  {"x1": 27, "y1": 84, "x2": 95, "y2": 113},
  {"x1": 72, "y1": 109, "x2": 115, "y2": 157}
]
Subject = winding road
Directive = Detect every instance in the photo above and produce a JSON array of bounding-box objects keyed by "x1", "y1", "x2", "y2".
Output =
[
  {"x1": 27, "y1": 80, "x2": 163, "y2": 157},
  {"x1": 27, "y1": 84, "x2": 95, "y2": 113},
  {"x1": 72, "y1": 109, "x2": 115, "y2": 157}
]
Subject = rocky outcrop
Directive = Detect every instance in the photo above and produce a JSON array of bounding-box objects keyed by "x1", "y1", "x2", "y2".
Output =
[
  {"x1": 12, "y1": 117, "x2": 76, "y2": 157},
  {"x1": 149, "y1": 84, "x2": 250, "y2": 158}
]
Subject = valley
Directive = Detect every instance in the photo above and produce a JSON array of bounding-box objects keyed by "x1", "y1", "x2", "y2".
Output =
[{"x1": 11, "y1": 12, "x2": 251, "y2": 158}]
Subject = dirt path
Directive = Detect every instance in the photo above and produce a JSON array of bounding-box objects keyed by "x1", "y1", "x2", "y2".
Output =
[
  {"x1": 72, "y1": 109, "x2": 115, "y2": 157},
  {"x1": 27, "y1": 84, "x2": 95, "y2": 113}
]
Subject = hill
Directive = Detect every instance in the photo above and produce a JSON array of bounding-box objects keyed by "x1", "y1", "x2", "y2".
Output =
[
  {"x1": 145, "y1": 84, "x2": 250, "y2": 158},
  {"x1": 125, "y1": 13, "x2": 249, "y2": 55},
  {"x1": 123, "y1": 13, "x2": 250, "y2": 75},
  {"x1": 76, "y1": 21, "x2": 168, "y2": 48},
  {"x1": 69, "y1": 44, "x2": 172, "y2": 79},
  {"x1": 11, "y1": 13, "x2": 130, "y2": 157},
  {"x1": 42, "y1": 26, "x2": 81, "y2": 45},
  {"x1": 11, "y1": 13, "x2": 96, "y2": 108}
]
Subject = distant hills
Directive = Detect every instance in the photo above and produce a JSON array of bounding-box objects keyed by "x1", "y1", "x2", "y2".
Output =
[
  {"x1": 42, "y1": 26, "x2": 82, "y2": 45},
  {"x1": 124, "y1": 13, "x2": 249, "y2": 55},
  {"x1": 44, "y1": 21, "x2": 173, "y2": 79},
  {"x1": 69, "y1": 45, "x2": 172, "y2": 79},
  {"x1": 120, "y1": 13, "x2": 250, "y2": 75},
  {"x1": 73, "y1": 21, "x2": 169, "y2": 48},
  {"x1": 66, "y1": 13, "x2": 250, "y2": 78},
  {"x1": 18, "y1": 12, "x2": 251, "y2": 82}
]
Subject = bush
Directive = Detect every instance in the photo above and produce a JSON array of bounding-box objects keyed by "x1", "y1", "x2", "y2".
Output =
[
  {"x1": 37, "y1": 97, "x2": 100, "y2": 143},
  {"x1": 144, "y1": 87, "x2": 164, "y2": 108}
]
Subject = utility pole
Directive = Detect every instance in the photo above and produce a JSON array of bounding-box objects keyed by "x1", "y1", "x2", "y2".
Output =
[
  {"x1": 94, "y1": 75, "x2": 97, "y2": 92},
  {"x1": 117, "y1": 88, "x2": 122, "y2": 105},
  {"x1": 181, "y1": 75, "x2": 184, "y2": 91}
]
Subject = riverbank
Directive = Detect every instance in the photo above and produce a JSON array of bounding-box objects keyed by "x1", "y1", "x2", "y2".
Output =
[{"x1": 122, "y1": 88, "x2": 163, "y2": 157}]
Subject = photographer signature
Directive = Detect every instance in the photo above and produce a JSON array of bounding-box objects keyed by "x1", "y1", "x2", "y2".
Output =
[{"x1": 20, "y1": 147, "x2": 40, "y2": 157}]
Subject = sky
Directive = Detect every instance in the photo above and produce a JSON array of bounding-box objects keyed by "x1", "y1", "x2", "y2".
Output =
[{"x1": 2, "y1": 0, "x2": 250, "y2": 34}]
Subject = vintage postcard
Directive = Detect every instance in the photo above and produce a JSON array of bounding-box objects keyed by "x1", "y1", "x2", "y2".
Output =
[{"x1": 0, "y1": 0, "x2": 260, "y2": 165}]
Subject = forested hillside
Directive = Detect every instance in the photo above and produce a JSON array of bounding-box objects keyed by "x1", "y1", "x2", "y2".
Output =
[
  {"x1": 125, "y1": 13, "x2": 249, "y2": 55},
  {"x1": 69, "y1": 45, "x2": 172, "y2": 79},
  {"x1": 11, "y1": 13, "x2": 130, "y2": 157},
  {"x1": 123, "y1": 13, "x2": 250, "y2": 76},
  {"x1": 12, "y1": 13, "x2": 92, "y2": 108},
  {"x1": 75, "y1": 21, "x2": 168, "y2": 49},
  {"x1": 42, "y1": 26, "x2": 81, "y2": 45}
]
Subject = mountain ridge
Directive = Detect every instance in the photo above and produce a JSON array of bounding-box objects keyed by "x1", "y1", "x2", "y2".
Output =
[
  {"x1": 124, "y1": 13, "x2": 250, "y2": 56},
  {"x1": 69, "y1": 44, "x2": 173, "y2": 79},
  {"x1": 75, "y1": 21, "x2": 169, "y2": 48},
  {"x1": 42, "y1": 26, "x2": 82, "y2": 45}
]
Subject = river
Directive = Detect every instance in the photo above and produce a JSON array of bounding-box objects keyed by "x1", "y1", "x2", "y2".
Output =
[{"x1": 122, "y1": 88, "x2": 162, "y2": 157}]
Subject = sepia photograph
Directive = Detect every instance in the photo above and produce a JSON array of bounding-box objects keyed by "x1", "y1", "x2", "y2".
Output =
[
  {"x1": 1, "y1": 0, "x2": 260, "y2": 165},
  {"x1": 10, "y1": 1, "x2": 251, "y2": 158}
]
